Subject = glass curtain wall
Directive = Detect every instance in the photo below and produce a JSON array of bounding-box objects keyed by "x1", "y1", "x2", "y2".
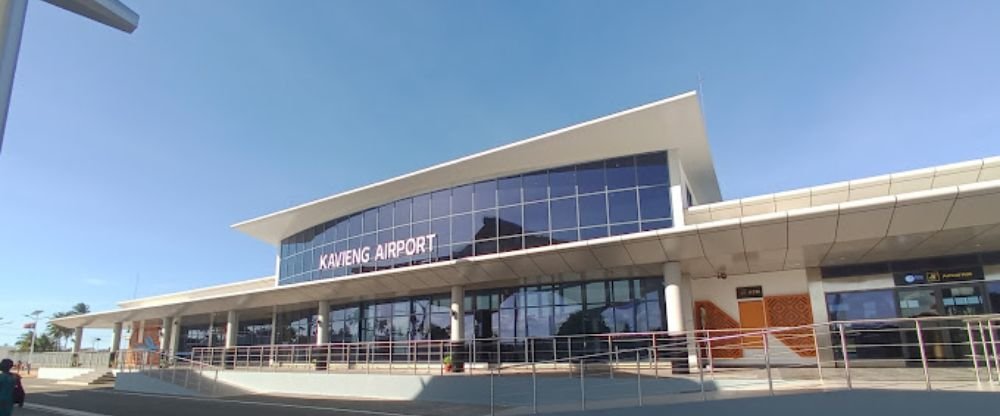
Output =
[{"x1": 279, "y1": 152, "x2": 672, "y2": 285}]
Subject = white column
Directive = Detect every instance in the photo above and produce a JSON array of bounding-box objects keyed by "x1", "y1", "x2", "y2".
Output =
[
  {"x1": 269, "y1": 306, "x2": 278, "y2": 346},
  {"x1": 225, "y1": 311, "x2": 238, "y2": 348},
  {"x1": 160, "y1": 317, "x2": 173, "y2": 355},
  {"x1": 450, "y1": 285, "x2": 464, "y2": 342},
  {"x1": 71, "y1": 327, "x2": 83, "y2": 353},
  {"x1": 110, "y1": 322, "x2": 123, "y2": 353},
  {"x1": 168, "y1": 317, "x2": 182, "y2": 356},
  {"x1": 663, "y1": 262, "x2": 685, "y2": 334},
  {"x1": 317, "y1": 300, "x2": 330, "y2": 345}
]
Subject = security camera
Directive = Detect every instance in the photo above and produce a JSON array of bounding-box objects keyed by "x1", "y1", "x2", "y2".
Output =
[{"x1": 717, "y1": 272, "x2": 727, "y2": 280}]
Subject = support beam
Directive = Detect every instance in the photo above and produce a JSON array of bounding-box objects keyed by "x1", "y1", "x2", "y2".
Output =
[
  {"x1": 450, "y1": 285, "x2": 464, "y2": 342},
  {"x1": 168, "y1": 316, "x2": 181, "y2": 357},
  {"x1": 663, "y1": 262, "x2": 684, "y2": 334},
  {"x1": 317, "y1": 300, "x2": 330, "y2": 345},
  {"x1": 225, "y1": 311, "x2": 238, "y2": 348},
  {"x1": 71, "y1": 327, "x2": 83, "y2": 353},
  {"x1": 160, "y1": 317, "x2": 173, "y2": 355},
  {"x1": 110, "y1": 322, "x2": 123, "y2": 353}
]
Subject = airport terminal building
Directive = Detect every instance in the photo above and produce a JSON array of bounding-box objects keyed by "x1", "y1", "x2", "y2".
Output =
[{"x1": 53, "y1": 91, "x2": 1000, "y2": 367}]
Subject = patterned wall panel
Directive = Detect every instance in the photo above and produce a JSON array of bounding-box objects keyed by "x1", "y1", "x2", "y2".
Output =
[
  {"x1": 763, "y1": 294, "x2": 816, "y2": 357},
  {"x1": 693, "y1": 301, "x2": 743, "y2": 359}
]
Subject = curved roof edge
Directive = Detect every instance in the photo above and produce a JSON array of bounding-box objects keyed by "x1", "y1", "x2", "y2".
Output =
[{"x1": 234, "y1": 91, "x2": 720, "y2": 245}]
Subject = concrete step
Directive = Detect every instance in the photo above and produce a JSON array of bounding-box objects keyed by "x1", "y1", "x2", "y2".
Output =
[{"x1": 57, "y1": 371, "x2": 116, "y2": 386}]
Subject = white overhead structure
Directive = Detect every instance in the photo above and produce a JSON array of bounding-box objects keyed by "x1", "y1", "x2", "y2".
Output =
[{"x1": 0, "y1": 0, "x2": 138, "y2": 154}]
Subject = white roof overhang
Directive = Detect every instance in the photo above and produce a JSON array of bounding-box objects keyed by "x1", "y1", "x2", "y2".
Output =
[
  {"x1": 232, "y1": 91, "x2": 720, "y2": 246},
  {"x1": 53, "y1": 179, "x2": 1000, "y2": 329}
]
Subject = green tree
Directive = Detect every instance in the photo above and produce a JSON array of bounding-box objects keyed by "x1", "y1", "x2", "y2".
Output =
[
  {"x1": 46, "y1": 303, "x2": 92, "y2": 351},
  {"x1": 15, "y1": 331, "x2": 56, "y2": 352}
]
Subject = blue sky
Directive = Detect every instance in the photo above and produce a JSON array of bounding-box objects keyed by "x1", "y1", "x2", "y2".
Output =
[{"x1": 1, "y1": 1, "x2": 998, "y2": 346}]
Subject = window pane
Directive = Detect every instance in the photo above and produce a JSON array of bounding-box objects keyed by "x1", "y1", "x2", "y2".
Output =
[
  {"x1": 554, "y1": 305, "x2": 583, "y2": 335},
  {"x1": 431, "y1": 189, "x2": 450, "y2": 219},
  {"x1": 636, "y1": 152, "x2": 669, "y2": 186},
  {"x1": 349, "y1": 213, "x2": 363, "y2": 236},
  {"x1": 549, "y1": 166, "x2": 576, "y2": 198},
  {"x1": 475, "y1": 239, "x2": 497, "y2": 255},
  {"x1": 576, "y1": 161, "x2": 605, "y2": 194},
  {"x1": 523, "y1": 202, "x2": 549, "y2": 233},
  {"x1": 639, "y1": 185, "x2": 671, "y2": 220},
  {"x1": 580, "y1": 226, "x2": 608, "y2": 240},
  {"x1": 432, "y1": 218, "x2": 451, "y2": 245},
  {"x1": 610, "y1": 222, "x2": 639, "y2": 236},
  {"x1": 499, "y1": 236, "x2": 522, "y2": 252},
  {"x1": 606, "y1": 156, "x2": 637, "y2": 190},
  {"x1": 612, "y1": 280, "x2": 631, "y2": 303},
  {"x1": 560, "y1": 284, "x2": 583, "y2": 305},
  {"x1": 578, "y1": 193, "x2": 607, "y2": 226},
  {"x1": 525, "y1": 233, "x2": 550, "y2": 248},
  {"x1": 364, "y1": 209, "x2": 378, "y2": 233},
  {"x1": 826, "y1": 290, "x2": 898, "y2": 321},
  {"x1": 551, "y1": 229, "x2": 578, "y2": 245},
  {"x1": 523, "y1": 171, "x2": 548, "y2": 202},
  {"x1": 498, "y1": 176, "x2": 522, "y2": 206},
  {"x1": 498, "y1": 206, "x2": 522, "y2": 237},
  {"x1": 412, "y1": 193, "x2": 430, "y2": 222},
  {"x1": 474, "y1": 209, "x2": 498, "y2": 240},
  {"x1": 452, "y1": 243, "x2": 473, "y2": 259},
  {"x1": 641, "y1": 219, "x2": 672, "y2": 231},
  {"x1": 608, "y1": 189, "x2": 638, "y2": 223},
  {"x1": 452, "y1": 185, "x2": 473, "y2": 214},
  {"x1": 474, "y1": 180, "x2": 496, "y2": 210},
  {"x1": 585, "y1": 282, "x2": 607, "y2": 307},
  {"x1": 394, "y1": 198, "x2": 411, "y2": 226},
  {"x1": 526, "y1": 307, "x2": 553, "y2": 337},
  {"x1": 550, "y1": 198, "x2": 577, "y2": 230},
  {"x1": 452, "y1": 213, "x2": 474, "y2": 243},
  {"x1": 378, "y1": 204, "x2": 393, "y2": 230}
]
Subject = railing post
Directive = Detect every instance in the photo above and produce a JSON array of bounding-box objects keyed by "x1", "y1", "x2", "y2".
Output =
[
  {"x1": 763, "y1": 331, "x2": 774, "y2": 396},
  {"x1": 695, "y1": 340, "x2": 706, "y2": 401},
  {"x1": 989, "y1": 320, "x2": 1000, "y2": 383},
  {"x1": 978, "y1": 322, "x2": 993, "y2": 382},
  {"x1": 532, "y1": 362, "x2": 538, "y2": 414},
  {"x1": 635, "y1": 351, "x2": 642, "y2": 407},
  {"x1": 838, "y1": 323, "x2": 852, "y2": 390},
  {"x1": 580, "y1": 359, "x2": 586, "y2": 411},
  {"x1": 652, "y1": 334, "x2": 659, "y2": 378},
  {"x1": 967, "y1": 322, "x2": 981, "y2": 383},
  {"x1": 705, "y1": 331, "x2": 715, "y2": 379},
  {"x1": 812, "y1": 326, "x2": 824, "y2": 383},
  {"x1": 915, "y1": 320, "x2": 932, "y2": 391},
  {"x1": 489, "y1": 368, "x2": 495, "y2": 416}
]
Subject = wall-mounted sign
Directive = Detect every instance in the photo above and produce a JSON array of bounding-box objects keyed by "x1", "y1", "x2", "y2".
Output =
[
  {"x1": 318, "y1": 234, "x2": 437, "y2": 270},
  {"x1": 736, "y1": 286, "x2": 763, "y2": 299},
  {"x1": 893, "y1": 267, "x2": 984, "y2": 286}
]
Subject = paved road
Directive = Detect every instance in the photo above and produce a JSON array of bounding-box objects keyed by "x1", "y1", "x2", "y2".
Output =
[{"x1": 17, "y1": 378, "x2": 494, "y2": 416}]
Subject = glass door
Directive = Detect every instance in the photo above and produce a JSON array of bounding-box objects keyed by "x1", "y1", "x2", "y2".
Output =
[
  {"x1": 940, "y1": 285, "x2": 986, "y2": 316},
  {"x1": 897, "y1": 289, "x2": 938, "y2": 318}
]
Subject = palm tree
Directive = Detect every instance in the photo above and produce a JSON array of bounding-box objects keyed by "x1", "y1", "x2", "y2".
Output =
[
  {"x1": 46, "y1": 303, "x2": 92, "y2": 351},
  {"x1": 15, "y1": 331, "x2": 55, "y2": 352}
]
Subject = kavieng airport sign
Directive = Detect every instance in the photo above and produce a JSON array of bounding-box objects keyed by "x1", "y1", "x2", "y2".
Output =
[{"x1": 318, "y1": 234, "x2": 438, "y2": 270}]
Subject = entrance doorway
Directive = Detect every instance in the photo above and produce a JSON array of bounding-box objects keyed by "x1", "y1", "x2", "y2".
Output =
[
  {"x1": 738, "y1": 300, "x2": 766, "y2": 349},
  {"x1": 896, "y1": 283, "x2": 985, "y2": 365}
]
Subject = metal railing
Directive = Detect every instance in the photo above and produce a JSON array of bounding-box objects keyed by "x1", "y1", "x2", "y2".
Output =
[{"x1": 121, "y1": 314, "x2": 1000, "y2": 413}]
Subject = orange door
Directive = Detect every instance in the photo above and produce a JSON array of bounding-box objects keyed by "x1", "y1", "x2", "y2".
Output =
[{"x1": 738, "y1": 300, "x2": 766, "y2": 349}]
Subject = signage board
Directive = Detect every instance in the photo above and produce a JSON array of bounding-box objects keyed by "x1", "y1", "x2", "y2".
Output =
[
  {"x1": 736, "y1": 285, "x2": 764, "y2": 299},
  {"x1": 893, "y1": 267, "x2": 984, "y2": 286},
  {"x1": 318, "y1": 233, "x2": 437, "y2": 270}
]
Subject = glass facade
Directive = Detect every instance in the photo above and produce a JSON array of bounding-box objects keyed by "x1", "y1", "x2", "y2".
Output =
[{"x1": 278, "y1": 152, "x2": 672, "y2": 285}]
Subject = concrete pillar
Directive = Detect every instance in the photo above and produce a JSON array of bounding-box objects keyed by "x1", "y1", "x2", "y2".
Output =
[
  {"x1": 225, "y1": 311, "x2": 238, "y2": 348},
  {"x1": 663, "y1": 262, "x2": 685, "y2": 334},
  {"x1": 806, "y1": 267, "x2": 835, "y2": 365},
  {"x1": 317, "y1": 300, "x2": 330, "y2": 345},
  {"x1": 137, "y1": 320, "x2": 146, "y2": 348},
  {"x1": 160, "y1": 317, "x2": 173, "y2": 354},
  {"x1": 450, "y1": 285, "x2": 464, "y2": 341},
  {"x1": 110, "y1": 322, "x2": 123, "y2": 353},
  {"x1": 168, "y1": 316, "x2": 182, "y2": 356},
  {"x1": 71, "y1": 327, "x2": 83, "y2": 353}
]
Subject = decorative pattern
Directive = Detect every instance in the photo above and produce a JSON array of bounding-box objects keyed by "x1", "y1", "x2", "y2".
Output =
[
  {"x1": 763, "y1": 294, "x2": 816, "y2": 357},
  {"x1": 693, "y1": 301, "x2": 743, "y2": 359}
]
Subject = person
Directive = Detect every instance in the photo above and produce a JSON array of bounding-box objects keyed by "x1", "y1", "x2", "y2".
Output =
[{"x1": 1, "y1": 358, "x2": 24, "y2": 416}]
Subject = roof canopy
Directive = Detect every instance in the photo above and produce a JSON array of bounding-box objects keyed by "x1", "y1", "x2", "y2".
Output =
[{"x1": 233, "y1": 91, "x2": 721, "y2": 245}]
